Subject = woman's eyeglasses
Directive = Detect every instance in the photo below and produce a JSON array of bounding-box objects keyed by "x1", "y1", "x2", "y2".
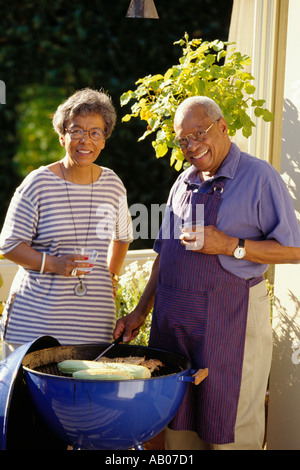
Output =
[{"x1": 65, "y1": 127, "x2": 105, "y2": 141}]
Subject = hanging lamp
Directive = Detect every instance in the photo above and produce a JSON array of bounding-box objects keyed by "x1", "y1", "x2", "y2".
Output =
[{"x1": 126, "y1": 0, "x2": 159, "y2": 19}]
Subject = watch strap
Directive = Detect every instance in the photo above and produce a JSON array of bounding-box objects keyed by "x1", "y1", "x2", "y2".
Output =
[{"x1": 238, "y1": 238, "x2": 245, "y2": 248}]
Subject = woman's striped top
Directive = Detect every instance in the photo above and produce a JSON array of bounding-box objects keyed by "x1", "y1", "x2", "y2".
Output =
[{"x1": 0, "y1": 165, "x2": 133, "y2": 345}]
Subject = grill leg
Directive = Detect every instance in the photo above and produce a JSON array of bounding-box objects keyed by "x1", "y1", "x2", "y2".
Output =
[
  {"x1": 134, "y1": 444, "x2": 144, "y2": 450},
  {"x1": 72, "y1": 444, "x2": 83, "y2": 450}
]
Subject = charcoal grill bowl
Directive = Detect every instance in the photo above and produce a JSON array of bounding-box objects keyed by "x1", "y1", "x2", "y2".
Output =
[{"x1": 22, "y1": 341, "x2": 198, "y2": 450}]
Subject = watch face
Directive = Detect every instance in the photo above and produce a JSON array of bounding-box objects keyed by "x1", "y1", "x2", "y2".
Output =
[{"x1": 234, "y1": 247, "x2": 246, "y2": 259}]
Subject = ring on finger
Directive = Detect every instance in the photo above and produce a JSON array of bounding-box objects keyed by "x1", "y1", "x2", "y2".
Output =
[{"x1": 71, "y1": 268, "x2": 77, "y2": 277}]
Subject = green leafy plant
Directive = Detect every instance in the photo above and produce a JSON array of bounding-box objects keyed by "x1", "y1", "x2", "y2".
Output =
[
  {"x1": 14, "y1": 86, "x2": 68, "y2": 177},
  {"x1": 116, "y1": 260, "x2": 154, "y2": 346},
  {"x1": 120, "y1": 33, "x2": 274, "y2": 171}
]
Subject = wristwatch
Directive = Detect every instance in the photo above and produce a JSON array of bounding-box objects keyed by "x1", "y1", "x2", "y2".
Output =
[
  {"x1": 233, "y1": 238, "x2": 246, "y2": 259},
  {"x1": 110, "y1": 273, "x2": 119, "y2": 282}
]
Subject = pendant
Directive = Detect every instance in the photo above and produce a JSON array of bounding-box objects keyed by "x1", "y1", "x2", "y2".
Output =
[{"x1": 74, "y1": 279, "x2": 87, "y2": 296}]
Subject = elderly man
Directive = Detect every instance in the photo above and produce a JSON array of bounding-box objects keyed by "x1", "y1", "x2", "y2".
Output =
[{"x1": 115, "y1": 96, "x2": 300, "y2": 450}]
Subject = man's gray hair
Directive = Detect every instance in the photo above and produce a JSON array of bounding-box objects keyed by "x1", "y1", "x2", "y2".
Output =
[
  {"x1": 52, "y1": 88, "x2": 117, "y2": 138},
  {"x1": 175, "y1": 96, "x2": 224, "y2": 123}
]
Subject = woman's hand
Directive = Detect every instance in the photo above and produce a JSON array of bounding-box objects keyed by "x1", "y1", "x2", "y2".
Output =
[
  {"x1": 2, "y1": 243, "x2": 94, "y2": 277},
  {"x1": 51, "y1": 254, "x2": 94, "y2": 277}
]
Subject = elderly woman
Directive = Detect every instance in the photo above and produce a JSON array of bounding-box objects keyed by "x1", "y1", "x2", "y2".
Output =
[{"x1": 0, "y1": 88, "x2": 133, "y2": 359}]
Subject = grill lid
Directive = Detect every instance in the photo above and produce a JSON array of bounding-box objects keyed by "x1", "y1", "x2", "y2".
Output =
[{"x1": 0, "y1": 335, "x2": 67, "y2": 450}]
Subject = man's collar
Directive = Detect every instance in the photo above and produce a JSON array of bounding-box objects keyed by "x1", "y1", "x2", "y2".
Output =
[
  {"x1": 214, "y1": 142, "x2": 241, "y2": 180},
  {"x1": 183, "y1": 142, "x2": 241, "y2": 185}
]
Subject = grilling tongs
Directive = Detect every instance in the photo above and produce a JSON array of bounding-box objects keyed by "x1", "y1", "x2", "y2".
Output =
[{"x1": 94, "y1": 335, "x2": 123, "y2": 362}]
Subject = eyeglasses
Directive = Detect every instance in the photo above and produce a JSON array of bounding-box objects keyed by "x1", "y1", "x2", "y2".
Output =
[
  {"x1": 65, "y1": 127, "x2": 106, "y2": 141},
  {"x1": 174, "y1": 121, "x2": 217, "y2": 149}
]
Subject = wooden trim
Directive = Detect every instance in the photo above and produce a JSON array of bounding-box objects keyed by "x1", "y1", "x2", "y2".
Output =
[{"x1": 268, "y1": 0, "x2": 289, "y2": 171}]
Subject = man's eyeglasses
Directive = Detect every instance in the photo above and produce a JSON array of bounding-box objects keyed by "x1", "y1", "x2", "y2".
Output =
[
  {"x1": 174, "y1": 121, "x2": 217, "y2": 149},
  {"x1": 65, "y1": 127, "x2": 106, "y2": 141}
]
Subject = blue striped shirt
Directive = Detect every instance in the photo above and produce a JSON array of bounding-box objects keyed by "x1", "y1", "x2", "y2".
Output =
[{"x1": 0, "y1": 166, "x2": 132, "y2": 345}]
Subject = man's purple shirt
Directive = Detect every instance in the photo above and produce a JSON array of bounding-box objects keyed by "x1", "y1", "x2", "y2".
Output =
[{"x1": 155, "y1": 142, "x2": 300, "y2": 279}]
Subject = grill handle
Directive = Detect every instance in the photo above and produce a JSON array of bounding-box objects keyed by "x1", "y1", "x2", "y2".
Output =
[{"x1": 178, "y1": 368, "x2": 208, "y2": 386}]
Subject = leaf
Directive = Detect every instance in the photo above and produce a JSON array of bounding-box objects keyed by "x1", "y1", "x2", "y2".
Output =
[
  {"x1": 194, "y1": 43, "x2": 210, "y2": 57},
  {"x1": 261, "y1": 109, "x2": 274, "y2": 122},
  {"x1": 155, "y1": 142, "x2": 169, "y2": 158},
  {"x1": 148, "y1": 116, "x2": 159, "y2": 129},
  {"x1": 211, "y1": 64, "x2": 223, "y2": 78},
  {"x1": 234, "y1": 79, "x2": 244, "y2": 90},
  {"x1": 174, "y1": 159, "x2": 183, "y2": 171},
  {"x1": 175, "y1": 151, "x2": 185, "y2": 161},
  {"x1": 240, "y1": 56, "x2": 252, "y2": 67},
  {"x1": 171, "y1": 147, "x2": 185, "y2": 164},
  {"x1": 242, "y1": 123, "x2": 254, "y2": 138},
  {"x1": 170, "y1": 153, "x2": 176, "y2": 167},
  {"x1": 120, "y1": 91, "x2": 135, "y2": 106},
  {"x1": 252, "y1": 99, "x2": 265, "y2": 107},
  {"x1": 210, "y1": 40, "x2": 224, "y2": 51},
  {"x1": 138, "y1": 129, "x2": 153, "y2": 141},
  {"x1": 140, "y1": 107, "x2": 152, "y2": 121},
  {"x1": 164, "y1": 68, "x2": 173, "y2": 81},
  {"x1": 122, "y1": 114, "x2": 132, "y2": 122},
  {"x1": 244, "y1": 83, "x2": 256, "y2": 95},
  {"x1": 217, "y1": 49, "x2": 227, "y2": 62},
  {"x1": 254, "y1": 107, "x2": 263, "y2": 117}
]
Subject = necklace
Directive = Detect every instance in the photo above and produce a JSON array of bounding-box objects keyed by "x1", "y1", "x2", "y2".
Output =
[{"x1": 60, "y1": 162, "x2": 94, "y2": 296}]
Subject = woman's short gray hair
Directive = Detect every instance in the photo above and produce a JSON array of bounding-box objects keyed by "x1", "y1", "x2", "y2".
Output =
[
  {"x1": 52, "y1": 88, "x2": 117, "y2": 138},
  {"x1": 175, "y1": 96, "x2": 224, "y2": 123}
]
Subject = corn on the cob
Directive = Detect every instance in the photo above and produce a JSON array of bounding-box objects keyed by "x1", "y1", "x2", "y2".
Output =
[
  {"x1": 113, "y1": 363, "x2": 151, "y2": 379},
  {"x1": 72, "y1": 368, "x2": 134, "y2": 380},
  {"x1": 57, "y1": 359, "x2": 151, "y2": 379},
  {"x1": 58, "y1": 360, "x2": 110, "y2": 374}
]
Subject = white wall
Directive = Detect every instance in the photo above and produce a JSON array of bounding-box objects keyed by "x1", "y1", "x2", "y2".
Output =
[{"x1": 267, "y1": 0, "x2": 300, "y2": 450}]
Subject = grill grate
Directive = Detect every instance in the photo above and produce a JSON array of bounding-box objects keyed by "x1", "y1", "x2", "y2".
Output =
[
  {"x1": 35, "y1": 363, "x2": 69, "y2": 377},
  {"x1": 22, "y1": 343, "x2": 190, "y2": 379}
]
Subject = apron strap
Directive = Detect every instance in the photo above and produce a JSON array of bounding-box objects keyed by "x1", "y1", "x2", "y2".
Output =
[
  {"x1": 207, "y1": 177, "x2": 226, "y2": 195},
  {"x1": 248, "y1": 274, "x2": 265, "y2": 287}
]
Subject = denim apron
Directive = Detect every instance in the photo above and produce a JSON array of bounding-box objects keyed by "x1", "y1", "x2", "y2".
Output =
[{"x1": 149, "y1": 178, "x2": 264, "y2": 444}]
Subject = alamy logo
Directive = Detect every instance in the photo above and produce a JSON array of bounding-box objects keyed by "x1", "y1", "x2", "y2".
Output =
[
  {"x1": 0, "y1": 80, "x2": 6, "y2": 104},
  {"x1": 95, "y1": 198, "x2": 205, "y2": 249}
]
